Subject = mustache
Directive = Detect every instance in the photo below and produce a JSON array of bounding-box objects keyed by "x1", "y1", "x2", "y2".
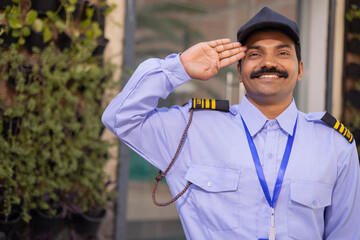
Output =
[{"x1": 250, "y1": 67, "x2": 289, "y2": 79}]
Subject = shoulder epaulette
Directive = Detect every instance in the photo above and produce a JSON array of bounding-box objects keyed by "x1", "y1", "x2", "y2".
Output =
[
  {"x1": 321, "y1": 112, "x2": 353, "y2": 143},
  {"x1": 191, "y1": 98, "x2": 229, "y2": 112}
]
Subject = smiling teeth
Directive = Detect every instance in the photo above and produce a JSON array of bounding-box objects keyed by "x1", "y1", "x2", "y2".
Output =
[{"x1": 260, "y1": 75, "x2": 279, "y2": 78}]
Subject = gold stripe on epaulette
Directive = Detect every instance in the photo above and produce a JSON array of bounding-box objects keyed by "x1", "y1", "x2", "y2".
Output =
[
  {"x1": 211, "y1": 99, "x2": 216, "y2": 109},
  {"x1": 321, "y1": 112, "x2": 354, "y2": 143},
  {"x1": 349, "y1": 133, "x2": 353, "y2": 143},
  {"x1": 343, "y1": 128, "x2": 347, "y2": 137},
  {"x1": 339, "y1": 124, "x2": 344, "y2": 134},
  {"x1": 205, "y1": 99, "x2": 210, "y2": 109}
]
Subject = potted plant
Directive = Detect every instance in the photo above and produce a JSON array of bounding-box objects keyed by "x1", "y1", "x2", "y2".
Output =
[
  {"x1": 0, "y1": 0, "x2": 118, "y2": 236},
  {"x1": 345, "y1": 2, "x2": 360, "y2": 154}
]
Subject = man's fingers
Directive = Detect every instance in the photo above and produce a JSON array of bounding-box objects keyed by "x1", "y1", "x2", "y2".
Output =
[
  {"x1": 208, "y1": 38, "x2": 231, "y2": 48},
  {"x1": 219, "y1": 52, "x2": 246, "y2": 69},
  {"x1": 218, "y1": 46, "x2": 246, "y2": 59},
  {"x1": 215, "y1": 42, "x2": 242, "y2": 53}
]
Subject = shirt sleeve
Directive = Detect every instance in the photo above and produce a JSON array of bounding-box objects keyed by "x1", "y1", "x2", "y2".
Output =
[
  {"x1": 101, "y1": 53, "x2": 192, "y2": 171},
  {"x1": 324, "y1": 141, "x2": 360, "y2": 239}
]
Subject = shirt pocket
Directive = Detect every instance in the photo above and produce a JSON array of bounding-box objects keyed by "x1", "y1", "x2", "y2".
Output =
[
  {"x1": 288, "y1": 181, "x2": 333, "y2": 239},
  {"x1": 185, "y1": 164, "x2": 241, "y2": 231}
]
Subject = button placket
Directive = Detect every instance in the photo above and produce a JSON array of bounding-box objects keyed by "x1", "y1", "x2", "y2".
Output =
[{"x1": 263, "y1": 124, "x2": 279, "y2": 185}]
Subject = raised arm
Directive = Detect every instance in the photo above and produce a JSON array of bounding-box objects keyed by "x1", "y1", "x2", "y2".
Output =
[{"x1": 102, "y1": 39, "x2": 245, "y2": 170}]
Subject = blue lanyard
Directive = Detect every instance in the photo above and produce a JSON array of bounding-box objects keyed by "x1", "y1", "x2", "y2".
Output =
[{"x1": 241, "y1": 117, "x2": 297, "y2": 209}]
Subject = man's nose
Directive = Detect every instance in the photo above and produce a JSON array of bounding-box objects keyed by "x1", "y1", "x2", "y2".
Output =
[{"x1": 259, "y1": 53, "x2": 278, "y2": 69}]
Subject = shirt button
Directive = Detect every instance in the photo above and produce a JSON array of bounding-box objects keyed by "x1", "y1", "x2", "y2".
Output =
[
  {"x1": 268, "y1": 153, "x2": 273, "y2": 159},
  {"x1": 207, "y1": 182, "x2": 213, "y2": 187},
  {"x1": 313, "y1": 200, "x2": 317, "y2": 206}
]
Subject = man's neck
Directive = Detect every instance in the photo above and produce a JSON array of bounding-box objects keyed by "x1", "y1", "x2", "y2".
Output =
[{"x1": 246, "y1": 96, "x2": 292, "y2": 120}]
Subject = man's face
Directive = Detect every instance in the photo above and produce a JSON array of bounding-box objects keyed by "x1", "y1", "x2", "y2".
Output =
[{"x1": 238, "y1": 30, "x2": 303, "y2": 106}]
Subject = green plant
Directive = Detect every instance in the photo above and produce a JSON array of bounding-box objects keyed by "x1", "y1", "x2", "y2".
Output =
[
  {"x1": 0, "y1": 0, "x2": 117, "y2": 223},
  {"x1": 345, "y1": 2, "x2": 360, "y2": 154},
  {"x1": 346, "y1": 3, "x2": 360, "y2": 22}
]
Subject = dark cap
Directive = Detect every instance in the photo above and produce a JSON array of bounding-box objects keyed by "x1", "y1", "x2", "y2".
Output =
[{"x1": 237, "y1": 7, "x2": 300, "y2": 46}]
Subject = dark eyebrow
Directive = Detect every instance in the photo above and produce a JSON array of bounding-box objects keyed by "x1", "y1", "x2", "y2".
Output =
[
  {"x1": 247, "y1": 46, "x2": 261, "y2": 50},
  {"x1": 276, "y1": 44, "x2": 293, "y2": 50}
]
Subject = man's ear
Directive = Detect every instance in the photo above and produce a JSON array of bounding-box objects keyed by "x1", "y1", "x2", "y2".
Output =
[
  {"x1": 297, "y1": 61, "x2": 304, "y2": 82},
  {"x1": 237, "y1": 63, "x2": 243, "y2": 82}
]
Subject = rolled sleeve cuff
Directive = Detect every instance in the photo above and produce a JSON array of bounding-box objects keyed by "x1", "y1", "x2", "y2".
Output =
[{"x1": 162, "y1": 53, "x2": 192, "y2": 88}]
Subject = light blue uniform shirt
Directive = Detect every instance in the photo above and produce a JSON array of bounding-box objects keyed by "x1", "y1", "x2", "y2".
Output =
[{"x1": 102, "y1": 54, "x2": 360, "y2": 240}]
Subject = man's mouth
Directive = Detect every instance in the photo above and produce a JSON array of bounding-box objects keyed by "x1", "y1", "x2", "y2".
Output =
[
  {"x1": 257, "y1": 74, "x2": 281, "y2": 79},
  {"x1": 250, "y1": 68, "x2": 289, "y2": 79}
]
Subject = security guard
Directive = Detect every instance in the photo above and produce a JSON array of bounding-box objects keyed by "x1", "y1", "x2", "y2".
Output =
[{"x1": 102, "y1": 7, "x2": 360, "y2": 240}]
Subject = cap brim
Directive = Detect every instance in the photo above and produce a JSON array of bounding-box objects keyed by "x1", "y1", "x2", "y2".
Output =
[{"x1": 237, "y1": 21, "x2": 300, "y2": 45}]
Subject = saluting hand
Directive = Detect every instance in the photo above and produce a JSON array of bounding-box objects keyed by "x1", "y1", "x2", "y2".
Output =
[{"x1": 180, "y1": 39, "x2": 247, "y2": 81}]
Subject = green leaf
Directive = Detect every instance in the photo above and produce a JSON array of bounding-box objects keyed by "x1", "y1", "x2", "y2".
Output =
[
  {"x1": 32, "y1": 18, "x2": 44, "y2": 32},
  {"x1": 18, "y1": 37, "x2": 25, "y2": 45},
  {"x1": 0, "y1": 13, "x2": 5, "y2": 21},
  {"x1": 85, "y1": 8, "x2": 94, "y2": 18},
  {"x1": 43, "y1": 27, "x2": 52, "y2": 42},
  {"x1": 91, "y1": 22, "x2": 102, "y2": 38},
  {"x1": 81, "y1": 19, "x2": 91, "y2": 28},
  {"x1": 4, "y1": 108, "x2": 13, "y2": 116},
  {"x1": 21, "y1": 26, "x2": 31, "y2": 37},
  {"x1": 356, "y1": 11, "x2": 360, "y2": 18},
  {"x1": 104, "y1": 4, "x2": 117, "y2": 16},
  {"x1": 27, "y1": 98, "x2": 36, "y2": 111},
  {"x1": 351, "y1": 4, "x2": 358, "y2": 11},
  {"x1": 346, "y1": 12, "x2": 354, "y2": 22},
  {"x1": 26, "y1": 10, "x2": 38, "y2": 24},
  {"x1": 67, "y1": 5, "x2": 75, "y2": 13},
  {"x1": 12, "y1": 0, "x2": 20, "y2": 3},
  {"x1": 9, "y1": 17, "x2": 22, "y2": 29},
  {"x1": 11, "y1": 29, "x2": 20, "y2": 37},
  {"x1": 45, "y1": 11, "x2": 56, "y2": 19},
  {"x1": 33, "y1": 18, "x2": 44, "y2": 32},
  {"x1": 55, "y1": 20, "x2": 67, "y2": 31}
]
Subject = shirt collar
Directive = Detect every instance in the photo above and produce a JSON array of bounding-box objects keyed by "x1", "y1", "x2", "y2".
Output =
[{"x1": 239, "y1": 96, "x2": 298, "y2": 136}]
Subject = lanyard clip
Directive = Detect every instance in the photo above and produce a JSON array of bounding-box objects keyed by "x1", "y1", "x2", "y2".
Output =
[
  {"x1": 269, "y1": 208, "x2": 276, "y2": 240},
  {"x1": 269, "y1": 226, "x2": 276, "y2": 240}
]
